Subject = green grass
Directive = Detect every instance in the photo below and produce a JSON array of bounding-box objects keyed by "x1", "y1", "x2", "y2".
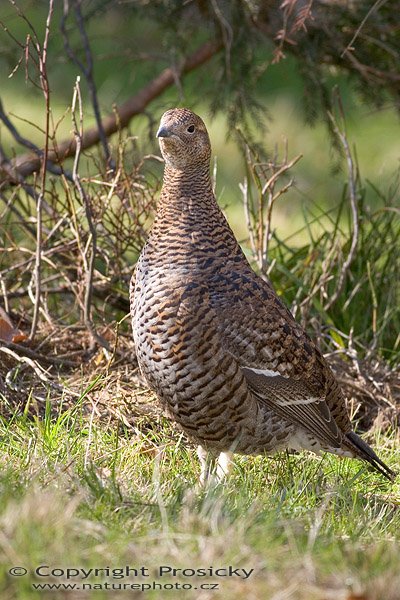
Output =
[
  {"x1": 266, "y1": 191, "x2": 400, "y2": 363},
  {"x1": 0, "y1": 393, "x2": 398, "y2": 600}
]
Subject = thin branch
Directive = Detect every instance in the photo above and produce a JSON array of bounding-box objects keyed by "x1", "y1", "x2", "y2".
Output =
[
  {"x1": 1, "y1": 345, "x2": 51, "y2": 383},
  {"x1": 7, "y1": 40, "x2": 221, "y2": 180},
  {"x1": 210, "y1": 0, "x2": 233, "y2": 78},
  {"x1": 262, "y1": 153, "x2": 302, "y2": 268},
  {"x1": 325, "y1": 97, "x2": 359, "y2": 310},
  {"x1": 240, "y1": 175, "x2": 258, "y2": 259},
  {"x1": 0, "y1": 96, "x2": 74, "y2": 184},
  {"x1": 0, "y1": 340, "x2": 77, "y2": 367},
  {"x1": 0, "y1": 190, "x2": 37, "y2": 239},
  {"x1": 341, "y1": 0, "x2": 389, "y2": 57},
  {"x1": 0, "y1": 97, "x2": 38, "y2": 153},
  {"x1": 241, "y1": 137, "x2": 301, "y2": 276},
  {"x1": 342, "y1": 47, "x2": 400, "y2": 85},
  {"x1": 61, "y1": 0, "x2": 113, "y2": 167},
  {"x1": 71, "y1": 77, "x2": 109, "y2": 352},
  {"x1": 30, "y1": 0, "x2": 54, "y2": 341}
]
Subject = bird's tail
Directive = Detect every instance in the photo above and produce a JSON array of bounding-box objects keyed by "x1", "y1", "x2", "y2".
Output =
[{"x1": 345, "y1": 431, "x2": 396, "y2": 481}]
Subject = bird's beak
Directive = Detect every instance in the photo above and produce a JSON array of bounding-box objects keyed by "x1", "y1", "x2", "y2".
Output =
[{"x1": 156, "y1": 125, "x2": 172, "y2": 138}]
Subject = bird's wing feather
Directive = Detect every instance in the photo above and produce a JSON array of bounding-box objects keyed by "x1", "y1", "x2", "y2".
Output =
[
  {"x1": 241, "y1": 366, "x2": 342, "y2": 448},
  {"x1": 209, "y1": 269, "x2": 317, "y2": 374},
  {"x1": 208, "y1": 265, "x2": 352, "y2": 434}
]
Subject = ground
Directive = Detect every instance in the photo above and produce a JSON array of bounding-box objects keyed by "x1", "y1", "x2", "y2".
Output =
[{"x1": 0, "y1": 326, "x2": 399, "y2": 600}]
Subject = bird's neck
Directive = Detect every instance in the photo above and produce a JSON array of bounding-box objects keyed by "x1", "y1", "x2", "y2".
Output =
[
  {"x1": 147, "y1": 162, "x2": 241, "y2": 262},
  {"x1": 159, "y1": 163, "x2": 214, "y2": 206}
]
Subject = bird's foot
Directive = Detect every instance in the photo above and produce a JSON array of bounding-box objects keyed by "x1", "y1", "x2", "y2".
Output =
[{"x1": 197, "y1": 446, "x2": 233, "y2": 486}]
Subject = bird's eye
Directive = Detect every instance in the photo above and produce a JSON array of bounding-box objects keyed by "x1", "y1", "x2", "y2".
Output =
[{"x1": 187, "y1": 125, "x2": 195, "y2": 133}]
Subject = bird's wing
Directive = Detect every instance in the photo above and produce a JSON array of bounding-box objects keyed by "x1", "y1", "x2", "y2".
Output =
[
  {"x1": 207, "y1": 265, "x2": 352, "y2": 435},
  {"x1": 208, "y1": 267, "x2": 319, "y2": 376},
  {"x1": 241, "y1": 366, "x2": 342, "y2": 448}
]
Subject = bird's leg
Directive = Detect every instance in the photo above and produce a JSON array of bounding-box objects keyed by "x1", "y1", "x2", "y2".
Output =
[
  {"x1": 197, "y1": 446, "x2": 209, "y2": 486},
  {"x1": 197, "y1": 447, "x2": 233, "y2": 485},
  {"x1": 197, "y1": 445, "x2": 214, "y2": 486},
  {"x1": 216, "y1": 451, "x2": 233, "y2": 482}
]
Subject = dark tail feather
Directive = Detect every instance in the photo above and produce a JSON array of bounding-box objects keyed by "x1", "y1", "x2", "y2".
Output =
[{"x1": 345, "y1": 431, "x2": 396, "y2": 482}]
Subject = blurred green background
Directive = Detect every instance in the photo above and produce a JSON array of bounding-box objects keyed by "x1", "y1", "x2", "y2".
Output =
[{"x1": 1, "y1": 1, "x2": 399, "y2": 242}]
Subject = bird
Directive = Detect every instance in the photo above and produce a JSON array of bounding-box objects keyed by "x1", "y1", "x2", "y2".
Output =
[{"x1": 130, "y1": 107, "x2": 395, "y2": 484}]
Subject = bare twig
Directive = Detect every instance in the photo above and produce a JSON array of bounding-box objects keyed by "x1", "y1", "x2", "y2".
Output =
[
  {"x1": 210, "y1": 0, "x2": 233, "y2": 78},
  {"x1": 0, "y1": 340, "x2": 76, "y2": 368},
  {"x1": 61, "y1": 0, "x2": 113, "y2": 167},
  {"x1": 0, "y1": 190, "x2": 37, "y2": 238},
  {"x1": 1, "y1": 346, "x2": 50, "y2": 383},
  {"x1": 6, "y1": 40, "x2": 222, "y2": 181},
  {"x1": 30, "y1": 0, "x2": 54, "y2": 341},
  {"x1": 325, "y1": 93, "x2": 360, "y2": 310},
  {"x1": 343, "y1": 48, "x2": 400, "y2": 84},
  {"x1": 240, "y1": 138, "x2": 301, "y2": 275},
  {"x1": 71, "y1": 77, "x2": 110, "y2": 352},
  {"x1": 0, "y1": 274, "x2": 10, "y2": 313},
  {"x1": 0, "y1": 97, "x2": 39, "y2": 154},
  {"x1": 0, "y1": 98, "x2": 73, "y2": 184},
  {"x1": 341, "y1": 0, "x2": 389, "y2": 57},
  {"x1": 262, "y1": 151, "x2": 302, "y2": 270}
]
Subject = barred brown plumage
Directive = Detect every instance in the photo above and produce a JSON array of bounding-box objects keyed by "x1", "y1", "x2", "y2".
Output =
[{"x1": 130, "y1": 107, "x2": 395, "y2": 483}]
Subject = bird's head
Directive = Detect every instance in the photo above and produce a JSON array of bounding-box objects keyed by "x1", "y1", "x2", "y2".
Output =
[{"x1": 157, "y1": 108, "x2": 211, "y2": 170}]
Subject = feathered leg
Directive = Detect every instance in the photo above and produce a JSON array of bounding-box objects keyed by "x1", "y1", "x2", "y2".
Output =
[
  {"x1": 216, "y1": 451, "x2": 233, "y2": 481},
  {"x1": 197, "y1": 446, "x2": 233, "y2": 485}
]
